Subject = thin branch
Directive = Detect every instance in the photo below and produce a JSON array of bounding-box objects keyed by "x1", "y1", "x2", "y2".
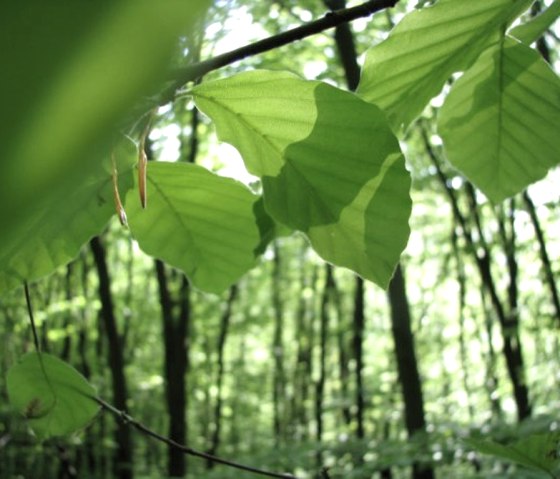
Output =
[
  {"x1": 94, "y1": 396, "x2": 299, "y2": 479},
  {"x1": 24, "y1": 282, "x2": 41, "y2": 352},
  {"x1": 160, "y1": 0, "x2": 399, "y2": 103}
]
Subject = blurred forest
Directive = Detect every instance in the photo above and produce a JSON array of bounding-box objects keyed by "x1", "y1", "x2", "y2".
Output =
[{"x1": 1, "y1": 0, "x2": 559, "y2": 478}]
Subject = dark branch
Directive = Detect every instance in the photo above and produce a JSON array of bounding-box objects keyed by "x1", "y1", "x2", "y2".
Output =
[
  {"x1": 159, "y1": 0, "x2": 399, "y2": 103},
  {"x1": 94, "y1": 396, "x2": 299, "y2": 479},
  {"x1": 24, "y1": 282, "x2": 41, "y2": 353}
]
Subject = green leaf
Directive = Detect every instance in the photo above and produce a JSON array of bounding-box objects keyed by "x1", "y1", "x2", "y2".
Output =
[
  {"x1": 126, "y1": 162, "x2": 261, "y2": 294},
  {"x1": 466, "y1": 433, "x2": 560, "y2": 476},
  {"x1": 307, "y1": 152, "x2": 410, "y2": 289},
  {"x1": 0, "y1": 0, "x2": 208, "y2": 271},
  {"x1": 438, "y1": 36, "x2": 560, "y2": 202},
  {"x1": 7, "y1": 353, "x2": 99, "y2": 439},
  {"x1": 0, "y1": 143, "x2": 135, "y2": 295},
  {"x1": 253, "y1": 197, "x2": 292, "y2": 256},
  {"x1": 193, "y1": 70, "x2": 410, "y2": 288},
  {"x1": 510, "y1": 0, "x2": 560, "y2": 45},
  {"x1": 357, "y1": 0, "x2": 533, "y2": 132}
]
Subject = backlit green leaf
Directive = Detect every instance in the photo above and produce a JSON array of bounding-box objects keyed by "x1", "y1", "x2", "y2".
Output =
[
  {"x1": 357, "y1": 0, "x2": 533, "y2": 132},
  {"x1": 438, "y1": 37, "x2": 560, "y2": 202},
  {"x1": 0, "y1": 143, "x2": 135, "y2": 295},
  {"x1": 193, "y1": 70, "x2": 410, "y2": 287},
  {"x1": 7, "y1": 353, "x2": 99, "y2": 439},
  {"x1": 308, "y1": 152, "x2": 410, "y2": 289},
  {"x1": 126, "y1": 162, "x2": 260, "y2": 294},
  {"x1": 0, "y1": 0, "x2": 208, "y2": 276}
]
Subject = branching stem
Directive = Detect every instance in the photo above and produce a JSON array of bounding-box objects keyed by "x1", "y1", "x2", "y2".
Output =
[
  {"x1": 24, "y1": 282, "x2": 40, "y2": 352},
  {"x1": 94, "y1": 396, "x2": 299, "y2": 479},
  {"x1": 159, "y1": 0, "x2": 399, "y2": 103}
]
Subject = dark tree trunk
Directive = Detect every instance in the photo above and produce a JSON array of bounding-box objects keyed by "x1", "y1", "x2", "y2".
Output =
[
  {"x1": 466, "y1": 186, "x2": 531, "y2": 421},
  {"x1": 388, "y1": 265, "x2": 434, "y2": 479},
  {"x1": 324, "y1": 0, "x2": 360, "y2": 91},
  {"x1": 422, "y1": 128, "x2": 532, "y2": 422},
  {"x1": 60, "y1": 264, "x2": 73, "y2": 361},
  {"x1": 315, "y1": 265, "x2": 334, "y2": 466},
  {"x1": 155, "y1": 261, "x2": 190, "y2": 477},
  {"x1": 272, "y1": 245, "x2": 286, "y2": 444},
  {"x1": 90, "y1": 236, "x2": 133, "y2": 479},
  {"x1": 335, "y1": 293, "x2": 352, "y2": 428},
  {"x1": 291, "y1": 252, "x2": 315, "y2": 440},
  {"x1": 207, "y1": 285, "x2": 238, "y2": 468},
  {"x1": 523, "y1": 191, "x2": 560, "y2": 324},
  {"x1": 353, "y1": 277, "x2": 366, "y2": 439}
]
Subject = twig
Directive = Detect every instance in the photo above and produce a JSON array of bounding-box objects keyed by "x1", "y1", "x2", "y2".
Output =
[
  {"x1": 159, "y1": 0, "x2": 399, "y2": 103},
  {"x1": 24, "y1": 282, "x2": 40, "y2": 352},
  {"x1": 94, "y1": 396, "x2": 299, "y2": 479}
]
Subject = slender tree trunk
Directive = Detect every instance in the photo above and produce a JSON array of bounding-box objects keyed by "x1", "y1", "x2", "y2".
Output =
[
  {"x1": 336, "y1": 296, "x2": 352, "y2": 428},
  {"x1": 272, "y1": 244, "x2": 287, "y2": 444},
  {"x1": 315, "y1": 265, "x2": 334, "y2": 466},
  {"x1": 451, "y1": 229, "x2": 475, "y2": 422},
  {"x1": 523, "y1": 191, "x2": 560, "y2": 324},
  {"x1": 291, "y1": 250, "x2": 315, "y2": 440},
  {"x1": 422, "y1": 127, "x2": 532, "y2": 421},
  {"x1": 207, "y1": 285, "x2": 238, "y2": 468},
  {"x1": 90, "y1": 236, "x2": 133, "y2": 479},
  {"x1": 388, "y1": 265, "x2": 434, "y2": 479},
  {"x1": 60, "y1": 264, "x2": 73, "y2": 361},
  {"x1": 155, "y1": 261, "x2": 190, "y2": 477},
  {"x1": 324, "y1": 0, "x2": 360, "y2": 91},
  {"x1": 466, "y1": 186, "x2": 531, "y2": 421},
  {"x1": 353, "y1": 277, "x2": 366, "y2": 439}
]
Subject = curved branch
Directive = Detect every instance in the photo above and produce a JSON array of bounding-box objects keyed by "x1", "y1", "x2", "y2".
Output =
[
  {"x1": 94, "y1": 396, "x2": 299, "y2": 479},
  {"x1": 159, "y1": 0, "x2": 399, "y2": 103}
]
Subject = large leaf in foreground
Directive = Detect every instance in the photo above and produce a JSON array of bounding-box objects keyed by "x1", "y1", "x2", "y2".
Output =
[
  {"x1": 0, "y1": 149, "x2": 134, "y2": 295},
  {"x1": 0, "y1": 0, "x2": 207, "y2": 268},
  {"x1": 193, "y1": 70, "x2": 410, "y2": 287},
  {"x1": 357, "y1": 0, "x2": 532, "y2": 131},
  {"x1": 7, "y1": 353, "x2": 99, "y2": 439},
  {"x1": 126, "y1": 162, "x2": 260, "y2": 293},
  {"x1": 438, "y1": 37, "x2": 560, "y2": 202},
  {"x1": 308, "y1": 152, "x2": 410, "y2": 288}
]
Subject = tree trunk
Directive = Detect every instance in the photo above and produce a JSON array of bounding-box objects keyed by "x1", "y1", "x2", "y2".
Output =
[
  {"x1": 155, "y1": 261, "x2": 190, "y2": 477},
  {"x1": 388, "y1": 265, "x2": 434, "y2": 479},
  {"x1": 207, "y1": 285, "x2": 238, "y2": 468},
  {"x1": 523, "y1": 191, "x2": 560, "y2": 324},
  {"x1": 272, "y1": 244, "x2": 287, "y2": 444},
  {"x1": 315, "y1": 264, "x2": 334, "y2": 466},
  {"x1": 291, "y1": 250, "x2": 315, "y2": 440},
  {"x1": 466, "y1": 186, "x2": 531, "y2": 421},
  {"x1": 422, "y1": 129, "x2": 532, "y2": 422},
  {"x1": 353, "y1": 277, "x2": 366, "y2": 439},
  {"x1": 90, "y1": 236, "x2": 133, "y2": 479}
]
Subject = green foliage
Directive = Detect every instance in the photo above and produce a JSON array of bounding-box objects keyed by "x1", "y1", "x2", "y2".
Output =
[
  {"x1": 0, "y1": 142, "x2": 135, "y2": 294},
  {"x1": 1, "y1": 1, "x2": 560, "y2": 474},
  {"x1": 193, "y1": 70, "x2": 410, "y2": 288},
  {"x1": 467, "y1": 433, "x2": 560, "y2": 477},
  {"x1": 126, "y1": 162, "x2": 261, "y2": 293},
  {"x1": 357, "y1": 0, "x2": 533, "y2": 132},
  {"x1": 6, "y1": 352, "x2": 98, "y2": 439},
  {"x1": 510, "y1": 0, "x2": 560, "y2": 45},
  {"x1": 0, "y1": 0, "x2": 208, "y2": 290},
  {"x1": 438, "y1": 36, "x2": 560, "y2": 202},
  {"x1": 0, "y1": 0, "x2": 557, "y2": 293}
]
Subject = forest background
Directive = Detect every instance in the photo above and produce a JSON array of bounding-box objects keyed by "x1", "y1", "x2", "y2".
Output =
[{"x1": 0, "y1": 0, "x2": 559, "y2": 478}]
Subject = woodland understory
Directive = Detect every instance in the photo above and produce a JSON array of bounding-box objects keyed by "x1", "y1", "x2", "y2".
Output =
[{"x1": 1, "y1": 0, "x2": 560, "y2": 478}]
